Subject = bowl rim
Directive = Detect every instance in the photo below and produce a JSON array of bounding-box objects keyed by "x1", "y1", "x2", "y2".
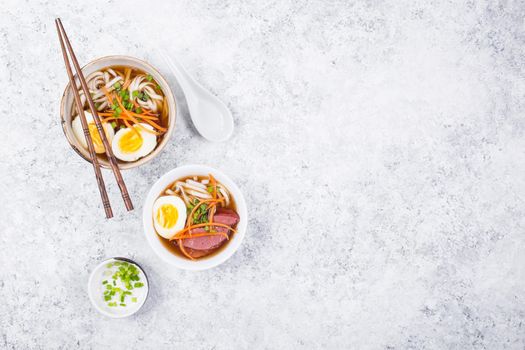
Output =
[
  {"x1": 142, "y1": 164, "x2": 248, "y2": 271},
  {"x1": 87, "y1": 257, "x2": 149, "y2": 318},
  {"x1": 60, "y1": 55, "x2": 176, "y2": 170}
]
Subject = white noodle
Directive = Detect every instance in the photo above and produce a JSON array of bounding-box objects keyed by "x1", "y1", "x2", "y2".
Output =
[
  {"x1": 105, "y1": 76, "x2": 123, "y2": 90},
  {"x1": 186, "y1": 179, "x2": 207, "y2": 189},
  {"x1": 186, "y1": 188, "x2": 212, "y2": 199},
  {"x1": 218, "y1": 185, "x2": 230, "y2": 206},
  {"x1": 183, "y1": 185, "x2": 208, "y2": 196},
  {"x1": 175, "y1": 183, "x2": 190, "y2": 205}
]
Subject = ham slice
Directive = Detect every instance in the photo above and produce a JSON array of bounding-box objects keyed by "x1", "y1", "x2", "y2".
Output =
[{"x1": 182, "y1": 208, "x2": 240, "y2": 253}]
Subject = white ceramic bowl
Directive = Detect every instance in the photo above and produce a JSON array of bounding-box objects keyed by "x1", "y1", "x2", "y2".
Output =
[
  {"x1": 87, "y1": 257, "x2": 149, "y2": 318},
  {"x1": 143, "y1": 165, "x2": 247, "y2": 270},
  {"x1": 60, "y1": 55, "x2": 177, "y2": 170}
]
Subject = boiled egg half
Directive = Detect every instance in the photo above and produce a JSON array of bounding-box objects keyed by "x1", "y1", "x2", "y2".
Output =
[
  {"x1": 112, "y1": 123, "x2": 157, "y2": 162},
  {"x1": 72, "y1": 111, "x2": 115, "y2": 154},
  {"x1": 153, "y1": 195, "x2": 187, "y2": 239}
]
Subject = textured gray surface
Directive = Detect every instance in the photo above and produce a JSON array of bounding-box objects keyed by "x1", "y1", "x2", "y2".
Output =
[{"x1": 1, "y1": 0, "x2": 524, "y2": 349}]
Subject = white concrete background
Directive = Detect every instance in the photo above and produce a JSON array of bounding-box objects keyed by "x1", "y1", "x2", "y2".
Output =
[{"x1": 1, "y1": 0, "x2": 524, "y2": 349}]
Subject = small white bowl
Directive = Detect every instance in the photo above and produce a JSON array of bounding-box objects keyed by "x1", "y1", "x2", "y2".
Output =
[
  {"x1": 143, "y1": 165, "x2": 248, "y2": 270},
  {"x1": 88, "y1": 257, "x2": 149, "y2": 318}
]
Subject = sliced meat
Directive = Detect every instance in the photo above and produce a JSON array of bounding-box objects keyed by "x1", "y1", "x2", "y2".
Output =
[
  {"x1": 213, "y1": 208, "x2": 240, "y2": 226},
  {"x1": 182, "y1": 208, "x2": 240, "y2": 251},
  {"x1": 185, "y1": 247, "x2": 214, "y2": 259},
  {"x1": 182, "y1": 227, "x2": 228, "y2": 250}
]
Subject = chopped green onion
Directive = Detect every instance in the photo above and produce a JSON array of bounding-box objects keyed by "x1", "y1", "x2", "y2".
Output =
[
  {"x1": 131, "y1": 297, "x2": 137, "y2": 303},
  {"x1": 146, "y1": 74, "x2": 153, "y2": 82},
  {"x1": 102, "y1": 261, "x2": 143, "y2": 308}
]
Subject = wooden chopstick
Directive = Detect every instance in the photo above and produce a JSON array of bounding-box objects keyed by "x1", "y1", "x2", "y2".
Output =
[
  {"x1": 55, "y1": 18, "x2": 134, "y2": 212},
  {"x1": 55, "y1": 20, "x2": 113, "y2": 219}
]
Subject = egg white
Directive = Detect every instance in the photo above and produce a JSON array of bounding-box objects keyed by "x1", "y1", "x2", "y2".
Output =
[
  {"x1": 111, "y1": 123, "x2": 157, "y2": 162},
  {"x1": 153, "y1": 195, "x2": 187, "y2": 239},
  {"x1": 72, "y1": 111, "x2": 114, "y2": 154}
]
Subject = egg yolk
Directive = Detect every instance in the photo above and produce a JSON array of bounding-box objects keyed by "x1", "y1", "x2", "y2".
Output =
[
  {"x1": 156, "y1": 204, "x2": 178, "y2": 229},
  {"x1": 118, "y1": 129, "x2": 143, "y2": 153},
  {"x1": 88, "y1": 123, "x2": 104, "y2": 148}
]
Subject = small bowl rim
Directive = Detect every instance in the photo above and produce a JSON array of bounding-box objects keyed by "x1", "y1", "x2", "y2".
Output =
[
  {"x1": 60, "y1": 55, "x2": 176, "y2": 170},
  {"x1": 142, "y1": 164, "x2": 248, "y2": 271},
  {"x1": 87, "y1": 257, "x2": 149, "y2": 318}
]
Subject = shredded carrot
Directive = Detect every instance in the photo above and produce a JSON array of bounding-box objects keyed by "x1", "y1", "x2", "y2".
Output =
[
  {"x1": 127, "y1": 110, "x2": 167, "y2": 130},
  {"x1": 115, "y1": 94, "x2": 166, "y2": 133},
  {"x1": 101, "y1": 114, "x2": 158, "y2": 123},
  {"x1": 169, "y1": 222, "x2": 236, "y2": 241},
  {"x1": 209, "y1": 174, "x2": 217, "y2": 200},
  {"x1": 208, "y1": 204, "x2": 216, "y2": 224},
  {"x1": 101, "y1": 116, "x2": 136, "y2": 123},
  {"x1": 99, "y1": 111, "x2": 158, "y2": 121},
  {"x1": 207, "y1": 174, "x2": 219, "y2": 224},
  {"x1": 175, "y1": 231, "x2": 229, "y2": 240},
  {"x1": 101, "y1": 87, "x2": 113, "y2": 104},
  {"x1": 122, "y1": 68, "x2": 131, "y2": 89},
  {"x1": 178, "y1": 239, "x2": 194, "y2": 260}
]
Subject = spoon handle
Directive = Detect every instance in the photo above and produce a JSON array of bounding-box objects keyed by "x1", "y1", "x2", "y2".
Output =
[{"x1": 157, "y1": 49, "x2": 198, "y2": 106}]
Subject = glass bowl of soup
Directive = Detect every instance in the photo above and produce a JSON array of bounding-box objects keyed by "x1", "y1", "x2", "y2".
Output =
[{"x1": 60, "y1": 55, "x2": 177, "y2": 169}]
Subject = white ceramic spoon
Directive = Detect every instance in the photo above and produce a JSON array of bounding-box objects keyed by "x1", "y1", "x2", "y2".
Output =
[{"x1": 157, "y1": 49, "x2": 234, "y2": 142}]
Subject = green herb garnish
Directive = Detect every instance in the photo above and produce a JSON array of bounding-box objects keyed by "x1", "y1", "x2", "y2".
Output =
[{"x1": 102, "y1": 261, "x2": 143, "y2": 308}]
